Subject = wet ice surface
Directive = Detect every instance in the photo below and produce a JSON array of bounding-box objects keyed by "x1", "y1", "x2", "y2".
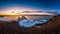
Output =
[
  {"x1": 19, "y1": 19, "x2": 47, "y2": 28},
  {"x1": 19, "y1": 19, "x2": 35, "y2": 27}
]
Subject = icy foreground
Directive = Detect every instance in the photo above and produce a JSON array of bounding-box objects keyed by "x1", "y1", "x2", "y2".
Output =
[{"x1": 19, "y1": 19, "x2": 47, "y2": 27}]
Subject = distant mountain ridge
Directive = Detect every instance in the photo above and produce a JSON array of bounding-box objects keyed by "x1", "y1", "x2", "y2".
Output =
[{"x1": 21, "y1": 11, "x2": 57, "y2": 14}]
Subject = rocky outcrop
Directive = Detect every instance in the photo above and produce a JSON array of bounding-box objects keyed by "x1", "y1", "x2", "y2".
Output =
[{"x1": 40, "y1": 14, "x2": 60, "y2": 34}]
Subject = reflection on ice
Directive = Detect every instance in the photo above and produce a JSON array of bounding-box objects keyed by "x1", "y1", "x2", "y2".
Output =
[
  {"x1": 19, "y1": 19, "x2": 35, "y2": 27},
  {"x1": 19, "y1": 19, "x2": 47, "y2": 27}
]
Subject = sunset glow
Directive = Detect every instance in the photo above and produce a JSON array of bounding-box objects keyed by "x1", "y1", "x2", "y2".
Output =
[{"x1": 0, "y1": 6, "x2": 41, "y2": 15}]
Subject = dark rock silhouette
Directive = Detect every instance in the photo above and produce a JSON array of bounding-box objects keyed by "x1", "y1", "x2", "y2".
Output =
[{"x1": 17, "y1": 15, "x2": 27, "y2": 22}]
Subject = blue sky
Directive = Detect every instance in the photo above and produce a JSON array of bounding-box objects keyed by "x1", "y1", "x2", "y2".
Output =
[{"x1": 0, "y1": 0, "x2": 60, "y2": 11}]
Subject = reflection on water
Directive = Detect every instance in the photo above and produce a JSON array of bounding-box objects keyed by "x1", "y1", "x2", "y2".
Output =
[
  {"x1": 0, "y1": 15, "x2": 21, "y2": 21},
  {"x1": 0, "y1": 17, "x2": 14, "y2": 21},
  {"x1": 25, "y1": 15, "x2": 53, "y2": 20}
]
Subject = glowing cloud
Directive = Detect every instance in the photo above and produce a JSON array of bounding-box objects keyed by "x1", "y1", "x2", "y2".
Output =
[{"x1": 1, "y1": 6, "x2": 40, "y2": 14}]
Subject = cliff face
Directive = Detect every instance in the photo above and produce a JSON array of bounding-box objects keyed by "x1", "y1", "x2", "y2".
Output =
[
  {"x1": 0, "y1": 14, "x2": 60, "y2": 34},
  {"x1": 40, "y1": 14, "x2": 60, "y2": 34}
]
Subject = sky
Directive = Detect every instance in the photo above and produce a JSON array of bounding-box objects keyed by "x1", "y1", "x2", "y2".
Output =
[{"x1": 0, "y1": 0, "x2": 60, "y2": 12}]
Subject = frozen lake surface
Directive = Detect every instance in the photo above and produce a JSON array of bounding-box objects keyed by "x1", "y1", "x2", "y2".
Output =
[{"x1": 19, "y1": 19, "x2": 47, "y2": 28}]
